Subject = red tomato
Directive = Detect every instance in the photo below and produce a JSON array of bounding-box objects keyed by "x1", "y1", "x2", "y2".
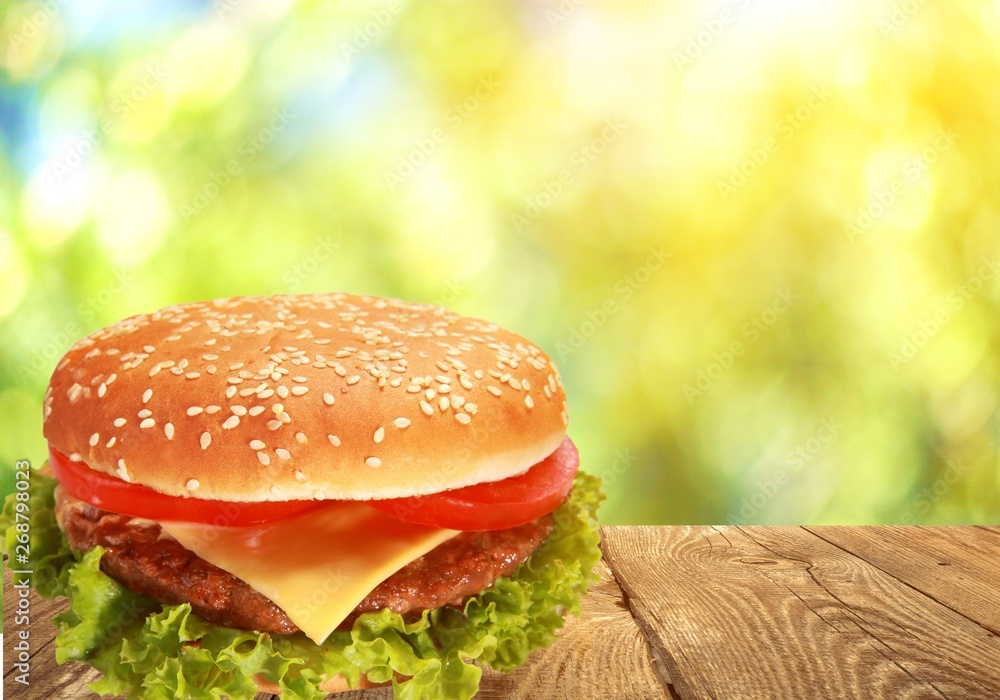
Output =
[
  {"x1": 368, "y1": 437, "x2": 580, "y2": 531},
  {"x1": 48, "y1": 446, "x2": 319, "y2": 526}
]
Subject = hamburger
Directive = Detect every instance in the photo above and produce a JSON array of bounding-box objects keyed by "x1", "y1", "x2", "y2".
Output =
[{"x1": 2, "y1": 293, "x2": 603, "y2": 699}]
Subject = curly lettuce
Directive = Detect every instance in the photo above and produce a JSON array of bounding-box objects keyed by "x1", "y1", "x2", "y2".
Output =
[{"x1": 1, "y1": 468, "x2": 604, "y2": 700}]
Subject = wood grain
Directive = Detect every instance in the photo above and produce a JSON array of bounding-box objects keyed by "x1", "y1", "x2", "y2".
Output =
[
  {"x1": 600, "y1": 526, "x2": 1000, "y2": 700},
  {"x1": 7, "y1": 527, "x2": 1000, "y2": 699},
  {"x1": 806, "y1": 526, "x2": 1000, "y2": 635}
]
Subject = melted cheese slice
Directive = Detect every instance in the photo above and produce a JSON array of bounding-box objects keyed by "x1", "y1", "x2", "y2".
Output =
[{"x1": 160, "y1": 502, "x2": 459, "y2": 644}]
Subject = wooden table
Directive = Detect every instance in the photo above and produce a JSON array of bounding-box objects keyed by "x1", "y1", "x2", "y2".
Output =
[{"x1": 5, "y1": 526, "x2": 1000, "y2": 699}]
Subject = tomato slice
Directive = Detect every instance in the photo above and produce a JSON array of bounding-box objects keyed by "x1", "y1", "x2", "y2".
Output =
[
  {"x1": 368, "y1": 437, "x2": 579, "y2": 531},
  {"x1": 48, "y1": 446, "x2": 319, "y2": 526}
]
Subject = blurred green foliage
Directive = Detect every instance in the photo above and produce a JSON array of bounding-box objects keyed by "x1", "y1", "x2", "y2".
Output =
[{"x1": 1, "y1": 0, "x2": 999, "y2": 524}]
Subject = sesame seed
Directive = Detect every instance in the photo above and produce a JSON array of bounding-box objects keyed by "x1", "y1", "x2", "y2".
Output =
[
  {"x1": 292, "y1": 376, "x2": 308, "y2": 383},
  {"x1": 69, "y1": 452, "x2": 83, "y2": 461},
  {"x1": 466, "y1": 403, "x2": 478, "y2": 414},
  {"x1": 455, "y1": 412, "x2": 471, "y2": 424},
  {"x1": 296, "y1": 432, "x2": 308, "y2": 444},
  {"x1": 97, "y1": 383, "x2": 107, "y2": 398},
  {"x1": 346, "y1": 375, "x2": 361, "y2": 385},
  {"x1": 226, "y1": 386, "x2": 237, "y2": 399},
  {"x1": 228, "y1": 377, "x2": 243, "y2": 384},
  {"x1": 294, "y1": 469, "x2": 306, "y2": 482},
  {"x1": 250, "y1": 439, "x2": 266, "y2": 450},
  {"x1": 117, "y1": 460, "x2": 130, "y2": 481},
  {"x1": 186, "y1": 479, "x2": 200, "y2": 491},
  {"x1": 439, "y1": 396, "x2": 450, "y2": 411},
  {"x1": 259, "y1": 388, "x2": 275, "y2": 399},
  {"x1": 239, "y1": 387, "x2": 257, "y2": 397},
  {"x1": 366, "y1": 457, "x2": 382, "y2": 468},
  {"x1": 450, "y1": 395, "x2": 465, "y2": 409},
  {"x1": 267, "y1": 420, "x2": 283, "y2": 430},
  {"x1": 328, "y1": 434, "x2": 341, "y2": 447},
  {"x1": 89, "y1": 432, "x2": 100, "y2": 446},
  {"x1": 142, "y1": 389, "x2": 153, "y2": 403},
  {"x1": 487, "y1": 385, "x2": 502, "y2": 396},
  {"x1": 165, "y1": 423, "x2": 175, "y2": 440},
  {"x1": 186, "y1": 372, "x2": 201, "y2": 379},
  {"x1": 114, "y1": 417, "x2": 127, "y2": 427},
  {"x1": 276, "y1": 385, "x2": 289, "y2": 398},
  {"x1": 394, "y1": 417, "x2": 411, "y2": 429},
  {"x1": 231, "y1": 405, "x2": 247, "y2": 416},
  {"x1": 206, "y1": 405, "x2": 221, "y2": 414},
  {"x1": 525, "y1": 395, "x2": 534, "y2": 409},
  {"x1": 138, "y1": 408, "x2": 152, "y2": 419},
  {"x1": 200, "y1": 432, "x2": 212, "y2": 449},
  {"x1": 276, "y1": 448, "x2": 291, "y2": 460},
  {"x1": 474, "y1": 370, "x2": 484, "y2": 379},
  {"x1": 407, "y1": 385, "x2": 421, "y2": 393},
  {"x1": 522, "y1": 379, "x2": 531, "y2": 391},
  {"x1": 374, "y1": 427, "x2": 385, "y2": 443},
  {"x1": 106, "y1": 437, "x2": 117, "y2": 447},
  {"x1": 459, "y1": 374, "x2": 473, "y2": 390},
  {"x1": 257, "y1": 451, "x2": 270, "y2": 466},
  {"x1": 424, "y1": 388, "x2": 436, "y2": 400},
  {"x1": 323, "y1": 393, "x2": 335, "y2": 405},
  {"x1": 420, "y1": 400, "x2": 434, "y2": 416},
  {"x1": 291, "y1": 386, "x2": 308, "y2": 396},
  {"x1": 149, "y1": 364, "x2": 162, "y2": 377},
  {"x1": 435, "y1": 375, "x2": 451, "y2": 384},
  {"x1": 140, "y1": 418, "x2": 155, "y2": 429},
  {"x1": 279, "y1": 412, "x2": 291, "y2": 424},
  {"x1": 187, "y1": 406, "x2": 204, "y2": 416},
  {"x1": 271, "y1": 403, "x2": 284, "y2": 414},
  {"x1": 248, "y1": 406, "x2": 265, "y2": 416},
  {"x1": 561, "y1": 410, "x2": 568, "y2": 425},
  {"x1": 510, "y1": 378, "x2": 522, "y2": 390}
]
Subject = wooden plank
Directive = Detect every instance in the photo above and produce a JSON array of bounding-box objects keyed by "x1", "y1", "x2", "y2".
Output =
[
  {"x1": 807, "y1": 526, "x2": 1000, "y2": 634},
  {"x1": 475, "y1": 558, "x2": 668, "y2": 699},
  {"x1": 601, "y1": 525, "x2": 1000, "y2": 700},
  {"x1": 6, "y1": 553, "x2": 663, "y2": 699},
  {"x1": 739, "y1": 526, "x2": 1000, "y2": 698}
]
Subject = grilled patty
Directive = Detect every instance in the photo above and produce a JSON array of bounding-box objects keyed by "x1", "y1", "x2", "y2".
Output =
[{"x1": 54, "y1": 486, "x2": 552, "y2": 635}]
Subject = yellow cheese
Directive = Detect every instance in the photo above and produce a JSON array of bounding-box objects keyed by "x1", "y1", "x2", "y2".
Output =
[{"x1": 160, "y1": 502, "x2": 459, "y2": 644}]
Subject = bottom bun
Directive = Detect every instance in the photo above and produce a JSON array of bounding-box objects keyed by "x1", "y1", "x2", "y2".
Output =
[{"x1": 253, "y1": 672, "x2": 391, "y2": 695}]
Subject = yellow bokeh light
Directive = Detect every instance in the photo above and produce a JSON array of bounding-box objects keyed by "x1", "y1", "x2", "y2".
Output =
[
  {"x1": 166, "y1": 22, "x2": 249, "y2": 106},
  {"x1": 93, "y1": 169, "x2": 170, "y2": 266}
]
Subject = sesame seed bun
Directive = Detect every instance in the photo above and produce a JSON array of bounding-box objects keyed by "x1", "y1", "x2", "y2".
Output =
[{"x1": 43, "y1": 294, "x2": 568, "y2": 502}]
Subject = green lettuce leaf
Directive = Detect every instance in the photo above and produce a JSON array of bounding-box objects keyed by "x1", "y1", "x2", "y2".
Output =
[
  {"x1": 0, "y1": 469, "x2": 76, "y2": 598},
  {"x1": 2, "y1": 468, "x2": 604, "y2": 700}
]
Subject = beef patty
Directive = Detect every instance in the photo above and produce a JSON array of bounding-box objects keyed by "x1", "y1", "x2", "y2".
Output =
[{"x1": 54, "y1": 486, "x2": 552, "y2": 635}]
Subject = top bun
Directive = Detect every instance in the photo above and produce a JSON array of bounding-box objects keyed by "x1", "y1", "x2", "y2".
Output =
[{"x1": 43, "y1": 294, "x2": 568, "y2": 502}]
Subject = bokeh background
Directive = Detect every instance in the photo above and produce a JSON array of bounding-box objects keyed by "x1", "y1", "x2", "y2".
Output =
[{"x1": 1, "y1": 0, "x2": 999, "y2": 525}]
